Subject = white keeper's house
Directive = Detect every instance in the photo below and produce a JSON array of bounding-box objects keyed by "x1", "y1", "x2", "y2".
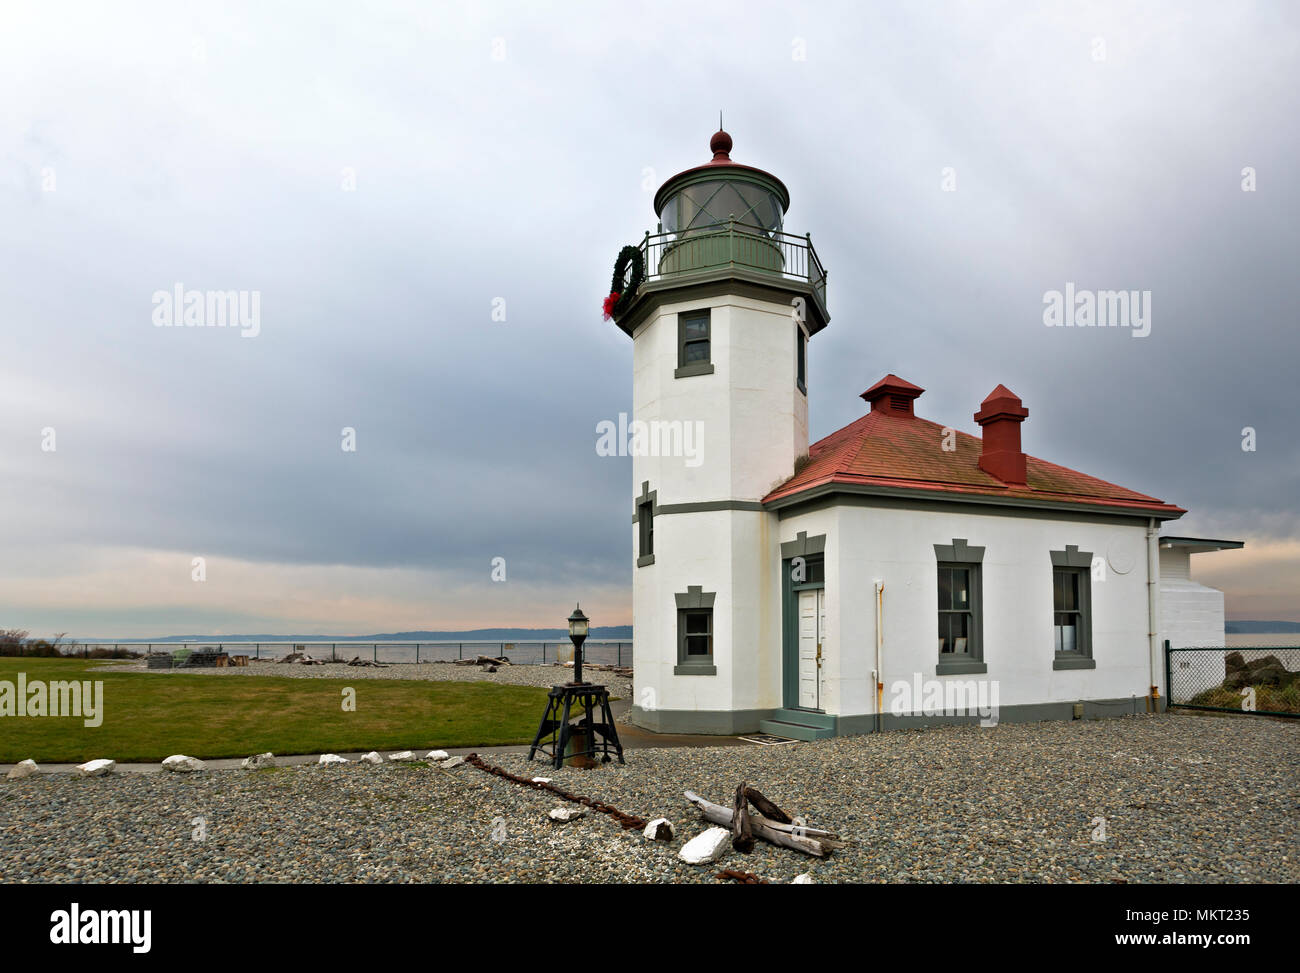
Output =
[{"x1": 607, "y1": 128, "x2": 1233, "y2": 738}]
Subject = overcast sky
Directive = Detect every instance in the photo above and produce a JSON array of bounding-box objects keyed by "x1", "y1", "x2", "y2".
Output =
[{"x1": 1, "y1": 0, "x2": 1296, "y2": 638}]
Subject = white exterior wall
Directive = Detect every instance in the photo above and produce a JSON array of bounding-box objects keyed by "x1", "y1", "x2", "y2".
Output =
[
  {"x1": 781, "y1": 506, "x2": 1156, "y2": 718},
  {"x1": 1159, "y1": 547, "x2": 1227, "y2": 696},
  {"x1": 631, "y1": 292, "x2": 805, "y2": 723},
  {"x1": 1159, "y1": 548, "x2": 1227, "y2": 648}
]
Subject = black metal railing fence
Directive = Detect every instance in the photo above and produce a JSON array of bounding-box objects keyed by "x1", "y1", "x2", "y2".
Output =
[
  {"x1": 1166, "y1": 641, "x2": 1299, "y2": 718},
  {"x1": 69, "y1": 639, "x2": 633, "y2": 669}
]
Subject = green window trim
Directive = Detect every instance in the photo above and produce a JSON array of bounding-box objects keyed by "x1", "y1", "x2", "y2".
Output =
[
  {"x1": 796, "y1": 324, "x2": 807, "y2": 395},
  {"x1": 934, "y1": 538, "x2": 985, "y2": 673},
  {"x1": 674, "y1": 585, "x2": 716, "y2": 675},
  {"x1": 676, "y1": 309, "x2": 713, "y2": 378},
  {"x1": 1051, "y1": 547, "x2": 1094, "y2": 668},
  {"x1": 780, "y1": 531, "x2": 826, "y2": 559},
  {"x1": 637, "y1": 502, "x2": 654, "y2": 564},
  {"x1": 634, "y1": 482, "x2": 657, "y2": 567}
]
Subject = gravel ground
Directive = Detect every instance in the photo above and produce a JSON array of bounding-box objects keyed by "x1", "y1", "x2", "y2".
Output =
[
  {"x1": 98, "y1": 659, "x2": 632, "y2": 699},
  {"x1": 1, "y1": 713, "x2": 1295, "y2": 883}
]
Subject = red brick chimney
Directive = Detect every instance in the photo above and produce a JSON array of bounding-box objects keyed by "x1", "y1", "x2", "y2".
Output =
[
  {"x1": 974, "y1": 384, "x2": 1029, "y2": 484},
  {"x1": 861, "y1": 374, "x2": 924, "y2": 416}
]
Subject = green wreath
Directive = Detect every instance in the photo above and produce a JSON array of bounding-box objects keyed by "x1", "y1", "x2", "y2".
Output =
[{"x1": 603, "y1": 244, "x2": 645, "y2": 321}]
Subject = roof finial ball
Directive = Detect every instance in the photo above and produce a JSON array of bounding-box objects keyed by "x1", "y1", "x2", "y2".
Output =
[{"x1": 710, "y1": 126, "x2": 733, "y2": 162}]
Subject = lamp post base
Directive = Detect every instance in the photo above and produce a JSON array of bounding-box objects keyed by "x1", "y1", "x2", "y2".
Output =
[{"x1": 526, "y1": 683, "x2": 626, "y2": 769}]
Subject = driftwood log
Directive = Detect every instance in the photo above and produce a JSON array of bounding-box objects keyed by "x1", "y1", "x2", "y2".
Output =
[
  {"x1": 684, "y1": 790, "x2": 844, "y2": 857},
  {"x1": 732, "y1": 782, "x2": 755, "y2": 853},
  {"x1": 579, "y1": 663, "x2": 634, "y2": 677},
  {"x1": 744, "y1": 786, "x2": 793, "y2": 824}
]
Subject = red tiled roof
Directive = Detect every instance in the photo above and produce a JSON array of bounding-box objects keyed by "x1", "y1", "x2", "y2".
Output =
[{"x1": 763, "y1": 397, "x2": 1184, "y2": 517}]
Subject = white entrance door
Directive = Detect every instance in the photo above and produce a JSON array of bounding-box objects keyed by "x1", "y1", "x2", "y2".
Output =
[{"x1": 797, "y1": 588, "x2": 825, "y2": 709}]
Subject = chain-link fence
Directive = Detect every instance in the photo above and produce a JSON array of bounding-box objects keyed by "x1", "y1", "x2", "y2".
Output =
[
  {"x1": 72, "y1": 640, "x2": 633, "y2": 669},
  {"x1": 1166, "y1": 641, "x2": 1300, "y2": 717}
]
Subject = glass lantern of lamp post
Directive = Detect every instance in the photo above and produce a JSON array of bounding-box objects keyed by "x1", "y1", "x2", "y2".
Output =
[{"x1": 568, "y1": 604, "x2": 588, "y2": 684}]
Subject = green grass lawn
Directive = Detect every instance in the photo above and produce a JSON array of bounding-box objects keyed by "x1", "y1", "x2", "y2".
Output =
[{"x1": 0, "y1": 657, "x2": 556, "y2": 762}]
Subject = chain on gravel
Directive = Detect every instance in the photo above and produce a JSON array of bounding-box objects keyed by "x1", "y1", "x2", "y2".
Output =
[
  {"x1": 716, "y1": 869, "x2": 768, "y2": 884},
  {"x1": 464, "y1": 754, "x2": 648, "y2": 831}
]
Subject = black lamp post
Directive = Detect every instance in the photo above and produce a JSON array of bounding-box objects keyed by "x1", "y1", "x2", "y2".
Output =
[
  {"x1": 568, "y1": 604, "x2": 588, "y2": 684},
  {"x1": 526, "y1": 603, "x2": 625, "y2": 769}
]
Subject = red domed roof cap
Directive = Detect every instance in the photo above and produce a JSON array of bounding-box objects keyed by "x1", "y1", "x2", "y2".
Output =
[
  {"x1": 652, "y1": 125, "x2": 790, "y2": 215},
  {"x1": 709, "y1": 128, "x2": 733, "y2": 161}
]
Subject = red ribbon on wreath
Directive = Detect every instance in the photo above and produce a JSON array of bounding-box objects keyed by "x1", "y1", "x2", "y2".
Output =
[{"x1": 602, "y1": 292, "x2": 620, "y2": 321}]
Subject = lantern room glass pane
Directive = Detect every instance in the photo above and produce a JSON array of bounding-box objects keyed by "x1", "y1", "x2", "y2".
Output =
[{"x1": 659, "y1": 180, "x2": 783, "y2": 238}]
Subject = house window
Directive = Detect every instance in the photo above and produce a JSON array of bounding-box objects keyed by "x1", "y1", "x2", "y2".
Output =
[
  {"x1": 1050, "y1": 546, "x2": 1095, "y2": 669},
  {"x1": 675, "y1": 309, "x2": 714, "y2": 378},
  {"x1": 674, "y1": 585, "x2": 716, "y2": 675},
  {"x1": 937, "y1": 565, "x2": 975, "y2": 655},
  {"x1": 796, "y1": 326, "x2": 807, "y2": 394},
  {"x1": 933, "y1": 539, "x2": 986, "y2": 674}
]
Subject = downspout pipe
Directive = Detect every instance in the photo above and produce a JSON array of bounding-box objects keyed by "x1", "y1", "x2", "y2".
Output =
[
  {"x1": 1146, "y1": 518, "x2": 1161, "y2": 712},
  {"x1": 874, "y1": 580, "x2": 884, "y2": 733}
]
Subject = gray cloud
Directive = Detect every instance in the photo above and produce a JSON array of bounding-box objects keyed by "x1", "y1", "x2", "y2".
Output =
[{"x1": 1, "y1": 1, "x2": 1296, "y2": 634}]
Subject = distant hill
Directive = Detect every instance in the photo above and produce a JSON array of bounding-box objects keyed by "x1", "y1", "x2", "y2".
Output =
[
  {"x1": 87, "y1": 626, "x2": 633, "y2": 643},
  {"x1": 1226, "y1": 620, "x2": 1300, "y2": 634}
]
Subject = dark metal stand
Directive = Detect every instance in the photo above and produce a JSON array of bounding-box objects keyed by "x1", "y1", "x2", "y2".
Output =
[{"x1": 527, "y1": 683, "x2": 625, "y2": 769}]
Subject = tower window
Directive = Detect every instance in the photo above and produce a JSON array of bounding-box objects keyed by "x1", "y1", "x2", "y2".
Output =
[
  {"x1": 675, "y1": 309, "x2": 714, "y2": 378},
  {"x1": 683, "y1": 610, "x2": 711, "y2": 656},
  {"x1": 674, "y1": 585, "x2": 717, "y2": 675},
  {"x1": 637, "y1": 500, "x2": 654, "y2": 565},
  {"x1": 796, "y1": 325, "x2": 807, "y2": 394},
  {"x1": 635, "y1": 483, "x2": 656, "y2": 567}
]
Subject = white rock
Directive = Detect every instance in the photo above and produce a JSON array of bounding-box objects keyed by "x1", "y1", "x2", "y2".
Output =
[
  {"x1": 643, "y1": 818, "x2": 675, "y2": 841},
  {"x1": 425, "y1": 750, "x2": 449, "y2": 761},
  {"x1": 531, "y1": 777, "x2": 553, "y2": 784},
  {"x1": 241, "y1": 752, "x2": 276, "y2": 770},
  {"x1": 440, "y1": 756, "x2": 466, "y2": 769},
  {"x1": 359, "y1": 751, "x2": 384, "y2": 765},
  {"x1": 7, "y1": 759, "x2": 40, "y2": 779},
  {"x1": 76, "y1": 759, "x2": 116, "y2": 777},
  {"x1": 388, "y1": 750, "x2": 417, "y2": 762},
  {"x1": 162, "y1": 754, "x2": 205, "y2": 773},
  {"x1": 791, "y1": 873, "x2": 815, "y2": 884},
  {"x1": 318, "y1": 753, "x2": 349, "y2": 765},
  {"x1": 678, "y1": 827, "x2": 731, "y2": 865},
  {"x1": 548, "y1": 806, "x2": 585, "y2": 822}
]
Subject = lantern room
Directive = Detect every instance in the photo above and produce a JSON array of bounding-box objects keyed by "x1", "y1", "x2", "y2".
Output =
[
  {"x1": 607, "y1": 126, "x2": 829, "y2": 339},
  {"x1": 653, "y1": 130, "x2": 790, "y2": 238}
]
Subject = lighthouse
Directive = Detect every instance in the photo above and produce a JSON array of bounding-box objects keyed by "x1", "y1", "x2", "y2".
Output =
[{"x1": 608, "y1": 128, "x2": 830, "y2": 733}]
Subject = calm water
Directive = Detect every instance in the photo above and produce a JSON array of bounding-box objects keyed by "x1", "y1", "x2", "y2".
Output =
[{"x1": 83, "y1": 640, "x2": 633, "y2": 667}]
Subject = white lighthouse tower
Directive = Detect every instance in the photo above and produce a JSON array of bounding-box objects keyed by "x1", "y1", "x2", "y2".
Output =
[{"x1": 611, "y1": 128, "x2": 830, "y2": 733}]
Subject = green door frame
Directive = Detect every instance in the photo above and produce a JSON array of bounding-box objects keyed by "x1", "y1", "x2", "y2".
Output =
[{"x1": 781, "y1": 555, "x2": 825, "y2": 711}]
